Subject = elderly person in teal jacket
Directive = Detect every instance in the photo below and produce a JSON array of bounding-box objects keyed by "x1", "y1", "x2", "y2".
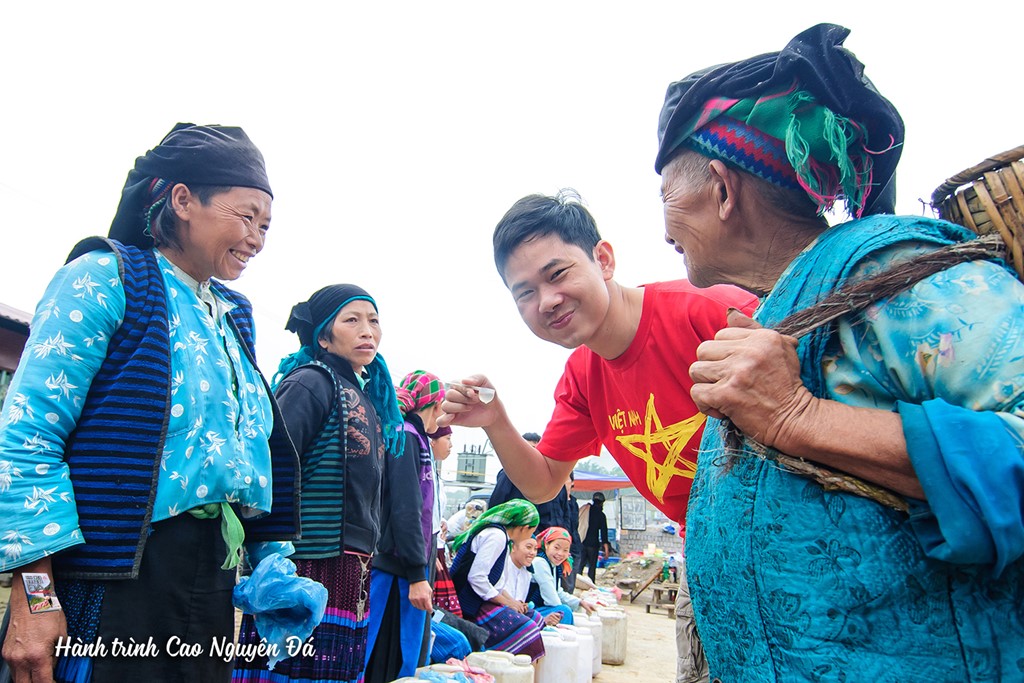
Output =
[{"x1": 655, "y1": 23, "x2": 1024, "y2": 682}]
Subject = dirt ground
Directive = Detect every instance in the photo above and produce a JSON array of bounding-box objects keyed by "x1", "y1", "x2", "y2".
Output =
[
  {"x1": 0, "y1": 573, "x2": 679, "y2": 682},
  {"x1": 591, "y1": 594, "x2": 678, "y2": 682}
]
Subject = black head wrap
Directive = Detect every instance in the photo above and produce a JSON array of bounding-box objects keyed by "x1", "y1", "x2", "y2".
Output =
[
  {"x1": 655, "y1": 23, "x2": 903, "y2": 216},
  {"x1": 284, "y1": 284, "x2": 377, "y2": 349},
  {"x1": 108, "y1": 123, "x2": 273, "y2": 249},
  {"x1": 277, "y1": 284, "x2": 407, "y2": 457}
]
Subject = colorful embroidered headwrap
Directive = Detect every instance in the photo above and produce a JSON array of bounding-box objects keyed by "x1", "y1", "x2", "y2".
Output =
[
  {"x1": 655, "y1": 23, "x2": 904, "y2": 218},
  {"x1": 451, "y1": 498, "x2": 539, "y2": 553},
  {"x1": 109, "y1": 123, "x2": 273, "y2": 249},
  {"x1": 536, "y1": 526, "x2": 574, "y2": 574},
  {"x1": 275, "y1": 284, "x2": 405, "y2": 456},
  {"x1": 396, "y1": 370, "x2": 445, "y2": 416}
]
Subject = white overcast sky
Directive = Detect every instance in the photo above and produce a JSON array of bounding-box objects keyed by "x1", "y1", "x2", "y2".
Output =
[{"x1": 2, "y1": 2, "x2": 1021, "y2": 476}]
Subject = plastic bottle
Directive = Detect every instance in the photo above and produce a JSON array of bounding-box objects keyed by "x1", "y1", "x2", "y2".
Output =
[
  {"x1": 467, "y1": 651, "x2": 511, "y2": 667},
  {"x1": 499, "y1": 654, "x2": 535, "y2": 683},
  {"x1": 465, "y1": 650, "x2": 533, "y2": 683},
  {"x1": 559, "y1": 625, "x2": 594, "y2": 683},
  {"x1": 535, "y1": 628, "x2": 578, "y2": 683},
  {"x1": 577, "y1": 613, "x2": 603, "y2": 676},
  {"x1": 596, "y1": 608, "x2": 627, "y2": 666}
]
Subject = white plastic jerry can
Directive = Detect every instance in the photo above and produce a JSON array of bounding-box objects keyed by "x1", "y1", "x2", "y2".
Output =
[{"x1": 535, "y1": 627, "x2": 579, "y2": 683}]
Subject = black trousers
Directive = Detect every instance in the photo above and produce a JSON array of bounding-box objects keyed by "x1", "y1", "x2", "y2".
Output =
[
  {"x1": 89, "y1": 513, "x2": 236, "y2": 683},
  {"x1": 579, "y1": 545, "x2": 600, "y2": 583}
]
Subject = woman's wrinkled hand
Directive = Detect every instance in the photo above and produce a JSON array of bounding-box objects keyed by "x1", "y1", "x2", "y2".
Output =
[
  {"x1": 2, "y1": 570, "x2": 66, "y2": 683},
  {"x1": 689, "y1": 309, "x2": 816, "y2": 451}
]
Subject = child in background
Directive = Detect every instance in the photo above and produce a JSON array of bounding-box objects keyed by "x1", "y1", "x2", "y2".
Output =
[{"x1": 530, "y1": 527, "x2": 597, "y2": 626}]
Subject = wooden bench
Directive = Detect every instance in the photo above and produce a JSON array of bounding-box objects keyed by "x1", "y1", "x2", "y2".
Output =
[{"x1": 646, "y1": 582, "x2": 679, "y2": 618}]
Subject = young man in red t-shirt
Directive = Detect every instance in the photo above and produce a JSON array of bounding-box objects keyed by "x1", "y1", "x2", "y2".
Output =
[{"x1": 440, "y1": 190, "x2": 757, "y2": 683}]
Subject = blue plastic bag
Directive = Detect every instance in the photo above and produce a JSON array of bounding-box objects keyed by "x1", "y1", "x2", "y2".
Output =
[{"x1": 233, "y1": 554, "x2": 328, "y2": 669}]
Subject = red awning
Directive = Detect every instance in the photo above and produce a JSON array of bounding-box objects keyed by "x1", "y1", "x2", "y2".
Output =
[{"x1": 572, "y1": 470, "x2": 633, "y2": 492}]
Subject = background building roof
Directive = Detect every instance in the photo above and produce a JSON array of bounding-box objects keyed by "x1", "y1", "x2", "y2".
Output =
[{"x1": 0, "y1": 302, "x2": 30, "y2": 334}]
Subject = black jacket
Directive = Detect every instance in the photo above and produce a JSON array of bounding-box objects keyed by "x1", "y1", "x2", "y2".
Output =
[
  {"x1": 583, "y1": 503, "x2": 608, "y2": 548},
  {"x1": 371, "y1": 413, "x2": 431, "y2": 582},
  {"x1": 275, "y1": 352, "x2": 384, "y2": 556}
]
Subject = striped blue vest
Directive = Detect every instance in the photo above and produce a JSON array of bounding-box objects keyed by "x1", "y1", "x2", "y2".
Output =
[
  {"x1": 291, "y1": 360, "x2": 350, "y2": 559},
  {"x1": 53, "y1": 237, "x2": 299, "y2": 579}
]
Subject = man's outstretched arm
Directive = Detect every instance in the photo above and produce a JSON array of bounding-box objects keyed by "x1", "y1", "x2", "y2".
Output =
[{"x1": 440, "y1": 375, "x2": 575, "y2": 503}]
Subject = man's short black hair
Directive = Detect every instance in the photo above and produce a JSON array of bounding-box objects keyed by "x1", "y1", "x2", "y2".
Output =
[
  {"x1": 492, "y1": 189, "x2": 602, "y2": 283},
  {"x1": 521, "y1": 432, "x2": 542, "y2": 444}
]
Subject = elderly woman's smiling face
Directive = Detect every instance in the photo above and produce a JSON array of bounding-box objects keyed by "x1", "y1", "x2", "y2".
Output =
[{"x1": 167, "y1": 185, "x2": 272, "y2": 282}]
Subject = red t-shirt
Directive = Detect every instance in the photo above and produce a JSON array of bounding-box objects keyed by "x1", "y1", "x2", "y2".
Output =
[{"x1": 537, "y1": 280, "x2": 758, "y2": 523}]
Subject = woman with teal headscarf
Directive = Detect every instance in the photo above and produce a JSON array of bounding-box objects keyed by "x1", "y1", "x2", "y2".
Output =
[
  {"x1": 234, "y1": 284, "x2": 403, "y2": 683},
  {"x1": 449, "y1": 499, "x2": 547, "y2": 661}
]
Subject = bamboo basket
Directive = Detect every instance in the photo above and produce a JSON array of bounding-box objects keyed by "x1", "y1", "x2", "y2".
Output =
[{"x1": 931, "y1": 145, "x2": 1024, "y2": 280}]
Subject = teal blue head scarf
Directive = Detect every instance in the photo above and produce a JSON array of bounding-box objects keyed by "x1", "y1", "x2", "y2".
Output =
[{"x1": 274, "y1": 284, "x2": 405, "y2": 456}]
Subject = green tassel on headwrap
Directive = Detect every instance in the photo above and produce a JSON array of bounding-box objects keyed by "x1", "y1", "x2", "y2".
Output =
[
  {"x1": 275, "y1": 284, "x2": 405, "y2": 456},
  {"x1": 666, "y1": 85, "x2": 878, "y2": 218},
  {"x1": 362, "y1": 353, "x2": 405, "y2": 456},
  {"x1": 781, "y1": 89, "x2": 872, "y2": 215}
]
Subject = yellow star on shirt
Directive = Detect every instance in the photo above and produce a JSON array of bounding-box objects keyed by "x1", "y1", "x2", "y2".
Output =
[{"x1": 615, "y1": 393, "x2": 706, "y2": 503}]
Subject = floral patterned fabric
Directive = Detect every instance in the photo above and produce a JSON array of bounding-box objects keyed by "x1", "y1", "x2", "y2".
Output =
[
  {"x1": 0, "y1": 248, "x2": 277, "y2": 571},
  {"x1": 688, "y1": 215, "x2": 1024, "y2": 682}
]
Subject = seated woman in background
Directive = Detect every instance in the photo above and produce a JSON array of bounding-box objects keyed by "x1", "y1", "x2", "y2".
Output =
[
  {"x1": 449, "y1": 500, "x2": 545, "y2": 661},
  {"x1": 529, "y1": 527, "x2": 597, "y2": 626},
  {"x1": 429, "y1": 425, "x2": 460, "y2": 617},
  {"x1": 505, "y1": 535, "x2": 560, "y2": 628},
  {"x1": 503, "y1": 537, "x2": 537, "y2": 611}
]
